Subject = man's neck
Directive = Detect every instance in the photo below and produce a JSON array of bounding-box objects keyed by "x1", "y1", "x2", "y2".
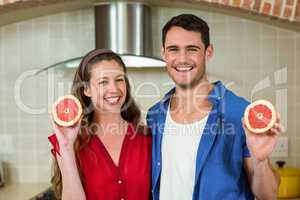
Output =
[{"x1": 171, "y1": 77, "x2": 214, "y2": 114}]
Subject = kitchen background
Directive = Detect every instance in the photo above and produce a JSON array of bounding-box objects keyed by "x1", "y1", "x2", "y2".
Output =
[{"x1": 0, "y1": 0, "x2": 300, "y2": 199}]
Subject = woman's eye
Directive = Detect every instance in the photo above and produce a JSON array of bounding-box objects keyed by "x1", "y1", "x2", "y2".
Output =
[
  {"x1": 116, "y1": 78, "x2": 124, "y2": 82},
  {"x1": 99, "y1": 80, "x2": 108, "y2": 85}
]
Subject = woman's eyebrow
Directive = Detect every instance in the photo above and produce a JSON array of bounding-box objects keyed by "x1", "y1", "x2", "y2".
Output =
[{"x1": 95, "y1": 74, "x2": 124, "y2": 80}]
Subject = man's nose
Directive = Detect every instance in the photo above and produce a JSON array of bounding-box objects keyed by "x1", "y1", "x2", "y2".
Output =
[{"x1": 178, "y1": 50, "x2": 188, "y2": 62}]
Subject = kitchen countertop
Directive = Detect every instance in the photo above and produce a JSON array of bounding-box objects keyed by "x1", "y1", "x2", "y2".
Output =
[
  {"x1": 0, "y1": 183, "x2": 299, "y2": 200},
  {"x1": 0, "y1": 183, "x2": 50, "y2": 200},
  {"x1": 278, "y1": 199, "x2": 300, "y2": 200}
]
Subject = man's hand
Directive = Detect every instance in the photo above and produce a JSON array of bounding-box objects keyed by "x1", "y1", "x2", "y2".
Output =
[{"x1": 242, "y1": 112, "x2": 283, "y2": 162}]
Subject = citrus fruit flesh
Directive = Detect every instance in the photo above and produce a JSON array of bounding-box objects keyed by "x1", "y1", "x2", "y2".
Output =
[
  {"x1": 52, "y1": 95, "x2": 82, "y2": 127},
  {"x1": 244, "y1": 100, "x2": 276, "y2": 134}
]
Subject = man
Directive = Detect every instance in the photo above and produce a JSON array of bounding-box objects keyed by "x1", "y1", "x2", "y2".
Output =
[{"x1": 146, "y1": 14, "x2": 281, "y2": 200}]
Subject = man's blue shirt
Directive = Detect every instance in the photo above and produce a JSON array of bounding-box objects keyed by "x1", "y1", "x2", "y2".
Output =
[{"x1": 146, "y1": 81, "x2": 254, "y2": 200}]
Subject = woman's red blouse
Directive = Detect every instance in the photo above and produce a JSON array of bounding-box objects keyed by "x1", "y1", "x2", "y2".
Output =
[{"x1": 79, "y1": 123, "x2": 152, "y2": 200}]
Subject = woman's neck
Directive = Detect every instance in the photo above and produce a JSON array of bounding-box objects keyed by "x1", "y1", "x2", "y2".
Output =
[
  {"x1": 94, "y1": 111, "x2": 123, "y2": 124},
  {"x1": 92, "y1": 111, "x2": 127, "y2": 137}
]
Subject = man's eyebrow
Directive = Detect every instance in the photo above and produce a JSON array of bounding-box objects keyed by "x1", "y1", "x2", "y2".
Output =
[
  {"x1": 186, "y1": 45, "x2": 201, "y2": 49},
  {"x1": 165, "y1": 45, "x2": 178, "y2": 50},
  {"x1": 165, "y1": 45, "x2": 202, "y2": 50}
]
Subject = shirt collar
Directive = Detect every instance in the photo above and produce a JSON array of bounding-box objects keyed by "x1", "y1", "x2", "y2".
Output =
[{"x1": 161, "y1": 81, "x2": 227, "y2": 106}]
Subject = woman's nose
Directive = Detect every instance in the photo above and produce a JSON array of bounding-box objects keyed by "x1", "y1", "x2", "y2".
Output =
[{"x1": 108, "y1": 80, "x2": 119, "y2": 92}]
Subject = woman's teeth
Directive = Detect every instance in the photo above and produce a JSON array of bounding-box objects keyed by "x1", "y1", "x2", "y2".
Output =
[{"x1": 104, "y1": 97, "x2": 120, "y2": 104}]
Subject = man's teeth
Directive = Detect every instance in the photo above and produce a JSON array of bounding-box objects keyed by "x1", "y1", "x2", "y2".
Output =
[
  {"x1": 175, "y1": 67, "x2": 193, "y2": 72},
  {"x1": 105, "y1": 97, "x2": 120, "y2": 103}
]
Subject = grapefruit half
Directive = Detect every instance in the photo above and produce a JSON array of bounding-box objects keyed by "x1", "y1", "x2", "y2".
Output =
[
  {"x1": 244, "y1": 100, "x2": 276, "y2": 134},
  {"x1": 52, "y1": 95, "x2": 82, "y2": 127}
]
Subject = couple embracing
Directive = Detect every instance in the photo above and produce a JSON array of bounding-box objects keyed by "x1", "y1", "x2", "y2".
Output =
[{"x1": 49, "y1": 14, "x2": 282, "y2": 200}]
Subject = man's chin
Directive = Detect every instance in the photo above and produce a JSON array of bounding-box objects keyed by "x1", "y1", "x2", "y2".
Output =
[
  {"x1": 176, "y1": 79, "x2": 204, "y2": 90},
  {"x1": 177, "y1": 82, "x2": 194, "y2": 90},
  {"x1": 174, "y1": 74, "x2": 206, "y2": 90}
]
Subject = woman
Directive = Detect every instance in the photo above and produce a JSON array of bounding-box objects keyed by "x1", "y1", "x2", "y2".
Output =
[{"x1": 49, "y1": 49, "x2": 151, "y2": 200}]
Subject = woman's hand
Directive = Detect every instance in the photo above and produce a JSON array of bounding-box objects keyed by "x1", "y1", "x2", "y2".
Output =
[{"x1": 51, "y1": 115, "x2": 83, "y2": 151}]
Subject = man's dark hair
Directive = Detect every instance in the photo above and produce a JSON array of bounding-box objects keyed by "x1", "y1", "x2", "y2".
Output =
[{"x1": 162, "y1": 14, "x2": 210, "y2": 49}]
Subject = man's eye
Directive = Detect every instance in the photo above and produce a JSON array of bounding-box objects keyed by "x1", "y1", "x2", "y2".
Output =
[
  {"x1": 188, "y1": 48, "x2": 198, "y2": 52},
  {"x1": 169, "y1": 48, "x2": 178, "y2": 52}
]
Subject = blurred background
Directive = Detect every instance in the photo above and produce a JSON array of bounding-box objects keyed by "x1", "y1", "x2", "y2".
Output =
[{"x1": 0, "y1": 0, "x2": 299, "y2": 199}]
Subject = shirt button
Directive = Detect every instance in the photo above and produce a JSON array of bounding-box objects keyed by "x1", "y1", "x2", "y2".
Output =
[
  {"x1": 121, "y1": 198, "x2": 125, "y2": 200},
  {"x1": 118, "y1": 180, "x2": 122, "y2": 184},
  {"x1": 157, "y1": 162, "x2": 161, "y2": 166}
]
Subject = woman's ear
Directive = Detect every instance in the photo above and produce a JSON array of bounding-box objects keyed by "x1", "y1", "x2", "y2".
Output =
[{"x1": 83, "y1": 85, "x2": 91, "y2": 98}]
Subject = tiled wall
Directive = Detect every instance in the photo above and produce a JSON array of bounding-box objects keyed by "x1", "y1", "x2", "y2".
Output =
[
  {"x1": 1, "y1": 0, "x2": 300, "y2": 23},
  {"x1": 0, "y1": 6, "x2": 299, "y2": 183}
]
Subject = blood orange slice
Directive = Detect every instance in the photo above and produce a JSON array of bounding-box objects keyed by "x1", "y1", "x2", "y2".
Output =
[
  {"x1": 52, "y1": 95, "x2": 82, "y2": 127},
  {"x1": 244, "y1": 100, "x2": 276, "y2": 134}
]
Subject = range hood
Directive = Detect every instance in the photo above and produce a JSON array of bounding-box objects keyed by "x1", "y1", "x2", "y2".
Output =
[{"x1": 37, "y1": 2, "x2": 165, "y2": 74}]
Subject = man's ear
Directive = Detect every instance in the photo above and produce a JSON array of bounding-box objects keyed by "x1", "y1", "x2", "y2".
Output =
[
  {"x1": 161, "y1": 46, "x2": 166, "y2": 61},
  {"x1": 205, "y1": 44, "x2": 214, "y2": 61}
]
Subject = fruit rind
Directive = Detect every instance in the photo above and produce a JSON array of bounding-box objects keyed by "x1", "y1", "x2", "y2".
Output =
[
  {"x1": 244, "y1": 100, "x2": 276, "y2": 134},
  {"x1": 52, "y1": 95, "x2": 82, "y2": 127}
]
